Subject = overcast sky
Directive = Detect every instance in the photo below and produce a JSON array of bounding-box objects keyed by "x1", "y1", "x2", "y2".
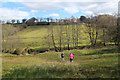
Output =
[{"x1": 0, "y1": 0, "x2": 119, "y2": 21}]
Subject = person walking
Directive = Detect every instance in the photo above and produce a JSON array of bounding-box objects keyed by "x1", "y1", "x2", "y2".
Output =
[
  {"x1": 69, "y1": 53, "x2": 74, "y2": 62},
  {"x1": 61, "y1": 52, "x2": 64, "y2": 60}
]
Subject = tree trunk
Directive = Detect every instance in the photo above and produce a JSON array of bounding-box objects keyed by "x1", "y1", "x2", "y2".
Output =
[
  {"x1": 48, "y1": 26, "x2": 51, "y2": 48},
  {"x1": 59, "y1": 25, "x2": 62, "y2": 51},
  {"x1": 94, "y1": 31, "x2": 98, "y2": 45},
  {"x1": 88, "y1": 26, "x2": 93, "y2": 46},
  {"x1": 103, "y1": 28, "x2": 106, "y2": 46},
  {"x1": 94, "y1": 26, "x2": 98, "y2": 45},
  {"x1": 76, "y1": 24, "x2": 79, "y2": 48},
  {"x1": 67, "y1": 24, "x2": 70, "y2": 50},
  {"x1": 51, "y1": 27, "x2": 57, "y2": 52},
  {"x1": 72, "y1": 23, "x2": 75, "y2": 48},
  {"x1": 116, "y1": 19, "x2": 120, "y2": 46}
]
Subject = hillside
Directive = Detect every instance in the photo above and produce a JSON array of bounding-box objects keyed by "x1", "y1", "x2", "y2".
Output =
[
  {"x1": 2, "y1": 24, "x2": 91, "y2": 50},
  {"x1": 2, "y1": 24, "x2": 119, "y2": 78}
]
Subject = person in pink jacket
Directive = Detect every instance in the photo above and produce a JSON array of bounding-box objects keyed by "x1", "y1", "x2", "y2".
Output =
[{"x1": 69, "y1": 53, "x2": 74, "y2": 62}]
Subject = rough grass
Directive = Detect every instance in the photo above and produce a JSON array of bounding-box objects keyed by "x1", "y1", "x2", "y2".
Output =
[
  {"x1": 2, "y1": 24, "x2": 120, "y2": 78},
  {"x1": 3, "y1": 24, "x2": 90, "y2": 50},
  {"x1": 2, "y1": 46, "x2": 119, "y2": 78},
  {"x1": 2, "y1": 24, "x2": 118, "y2": 51}
]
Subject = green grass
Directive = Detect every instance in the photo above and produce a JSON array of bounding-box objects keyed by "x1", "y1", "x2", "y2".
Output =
[
  {"x1": 2, "y1": 24, "x2": 118, "y2": 51},
  {"x1": 2, "y1": 24, "x2": 91, "y2": 50},
  {"x1": 2, "y1": 24, "x2": 120, "y2": 78},
  {"x1": 2, "y1": 46, "x2": 119, "y2": 78},
  {"x1": 15, "y1": 25, "x2": 48, "y2": 48}
]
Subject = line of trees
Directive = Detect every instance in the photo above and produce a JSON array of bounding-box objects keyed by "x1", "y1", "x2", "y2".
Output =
[
  {"x1": 47, "y1": 14, "x2": 120, "y2": 52},
  {"x1": 5, "y1": 17, "x2": 55, "y2": 25}
]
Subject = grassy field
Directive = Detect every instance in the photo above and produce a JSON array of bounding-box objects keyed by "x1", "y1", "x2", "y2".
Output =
[
  {"x1": 2, "y1": 24, "x2": 91, "y2": 50},
  {"x1": 2, "y1": 24, "x2": 110, "y2": 52},
  {"x1": 2, "y1": 24, "x2": 119, "y2": 78},
  {"x1": 2, "y1": 46, "x2": 119, "y2": 78},
  {"x1": 16, "y1": 25, "x2": 49, "y2": 48}
]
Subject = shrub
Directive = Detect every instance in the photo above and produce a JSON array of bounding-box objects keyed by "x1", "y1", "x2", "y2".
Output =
[
  {"x1": 27, "y1": 49, "x2": 34, "y2": 54},
  {"x1": 2, "y1": 49, "x2": 5, "y2": 53},
  {"x1": 21, "y1": 24, "x2": 27, "y2": 28},
  {"x1": 4, "y1": 49, "x2": 10, "y2": 53},
  {"x1": 2, "y1": 49, "x2": 9, "y2": 53},
  {"x1": 12, "y1": 48, "x2": 22, "y2": 55},
  {"x1": 21, "y1": 48, "x2": 29, "y2": 55},
  {"x1": 9, "y1": 49, "x2": 15, "y2": 54}
]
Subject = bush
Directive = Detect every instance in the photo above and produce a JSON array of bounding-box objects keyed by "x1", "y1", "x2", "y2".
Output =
[
  {"x1": 12, "y1": 48, "x2": 22, "y2": 55},
  {"x1": 9, "y1": 49, "x2": 15, "y2": 54},
  {"x1": 2, "y1": 49, "x2": 9, "y2": 53},
  {"x1": 21, "y1": 24, "x2": 27, "y2": 28},
  {"x1": 21, "y1": 48, "x2": 29, "y2": 55},
  {"x1": 2, "y1": 49, "x2": 5, "y2": 53},
  {"x1": 27, "y1": 49, "x2": 34, "y2": 54},
  {"x1": 4, "y1": 49, "x2": 10, "y2": 53}
]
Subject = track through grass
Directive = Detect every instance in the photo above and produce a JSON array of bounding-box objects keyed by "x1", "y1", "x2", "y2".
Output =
[{"x1": 2, "y1": 46, "x2": 119, "y2": 78}]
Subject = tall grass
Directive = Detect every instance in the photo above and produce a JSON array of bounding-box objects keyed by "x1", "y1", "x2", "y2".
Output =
[
  {"x1": 3, "y1": 61, "x2": 119, "y2": 78},
  {"x1": 2, "y1": 46, "x2": 119, "y2": 78}
]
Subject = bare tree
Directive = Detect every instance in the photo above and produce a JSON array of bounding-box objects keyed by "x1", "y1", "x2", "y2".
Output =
[
  {"x1": 40, "y1": 18, "x2": 43, "y2": 22},
  {"x1": 91, "y1": 16, "x2": 99, "y2": 46},
  {"x1": 85, "y1": 17, "x2": 94, "y2": 46},
  {"x1": 58, "y1": 20, "x2": 62, "y2": 51},
  {"x1": 66, "y1": 19, "x2": 70, "y2": 50},
  {"x1": 11, "y1": 19, "x2": 15, "y2": 24},
  {"x1": 97, "y1": 15, "x2": 114, "y2": 46},
  {"x1": 47, "y1": 25, "x2": 51, "y2": 49},
  {"x1": 51, "y1": 25, "x2": 58, "y2": 52},
  {"x1": 116, "y1": 17, "x2": 120, "y2": 46},
  {"x1": 71, "y1": 16, "x2": 76, "y2": 48},
  {"x1": 22, "y1": 19, "x2": 27, "y2": 23},
  {"x1": 17, "y1": 20, "x2": 20, "y2": 23},
  {"x1": 76, "y1": 18, "x2": 81, "y2": 48}
]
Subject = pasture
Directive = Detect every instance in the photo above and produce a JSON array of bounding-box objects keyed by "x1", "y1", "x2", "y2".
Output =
[
  {"x1": 2, "y1": 24, "x2": 90, "y2": 50},
  {"x1": 2, "y1": 46, "x2": 119, "y2": 78},
  {"x1": 2, "y1": 24, "x2": 120, "y2": 78}
]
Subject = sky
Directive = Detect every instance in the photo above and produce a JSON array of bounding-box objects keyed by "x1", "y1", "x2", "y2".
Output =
[{"x1": 0, "y1": 0, "x2": 119, "y2": 21}]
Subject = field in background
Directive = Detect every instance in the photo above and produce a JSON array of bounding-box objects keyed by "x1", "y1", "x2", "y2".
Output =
[
  {"x1": 16, "y1": 25, "x2": 49, "y2": 48},
  {"x1": 2, "y1": 24, "x2": 105, "y2": 51},
  {"x1": 0, "y1": 23, "x2": 104, "y2": 52},
  {"x1": 2, "y1": 46, "x2": 119, "y2": 78}
]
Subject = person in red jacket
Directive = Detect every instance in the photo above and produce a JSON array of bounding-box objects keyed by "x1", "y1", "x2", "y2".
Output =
[{"x1": 69, "y1": 53, "x2": 74, "y2": 62}]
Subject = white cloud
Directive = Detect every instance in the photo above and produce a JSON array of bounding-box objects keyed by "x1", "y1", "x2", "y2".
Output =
[
  {"x1": 1, "y1": 0, "x2": 119, "y2": 2},
  {"x1": 83, "y1": 11, "x2": 93, "y2": 15},
  {"x1": 64, "y1": 7, "x2": 79, "y2": 14},
  {"x1": 81, "y1": 2, "x2": 118, "y2": 15},
  {"x1": 23, "y1": 2, "x2": 62, "y2": 11},
  {"x1": 0, "y1": 1, "x2": 118, "y2": 20},
  {"x1": 22, "y1": 2, "x2": 118, "y2": 16},
  {"x1": 0, "y1": 8, "x2": 29, "y2": 20},
  {"x1": 47, "y1": 13, "x2": 59, "y2": 17},
  {"x1": 31, "y1": 10, "x2": 38, "y2": 13}
]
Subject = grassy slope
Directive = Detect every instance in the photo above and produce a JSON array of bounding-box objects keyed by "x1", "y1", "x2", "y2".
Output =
[
  {"x1": 14, "y1": 24, "x2": 90, "y2": 50},
  {"x1": 2, "y1": 46, "x2": 119, "y2": 78},
  {"x1": 16, "y1": 25, "x2": 48, "y2": 48},
  {"x1": 2, "y1": 24, "x2": 114, "y2": 50}
]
